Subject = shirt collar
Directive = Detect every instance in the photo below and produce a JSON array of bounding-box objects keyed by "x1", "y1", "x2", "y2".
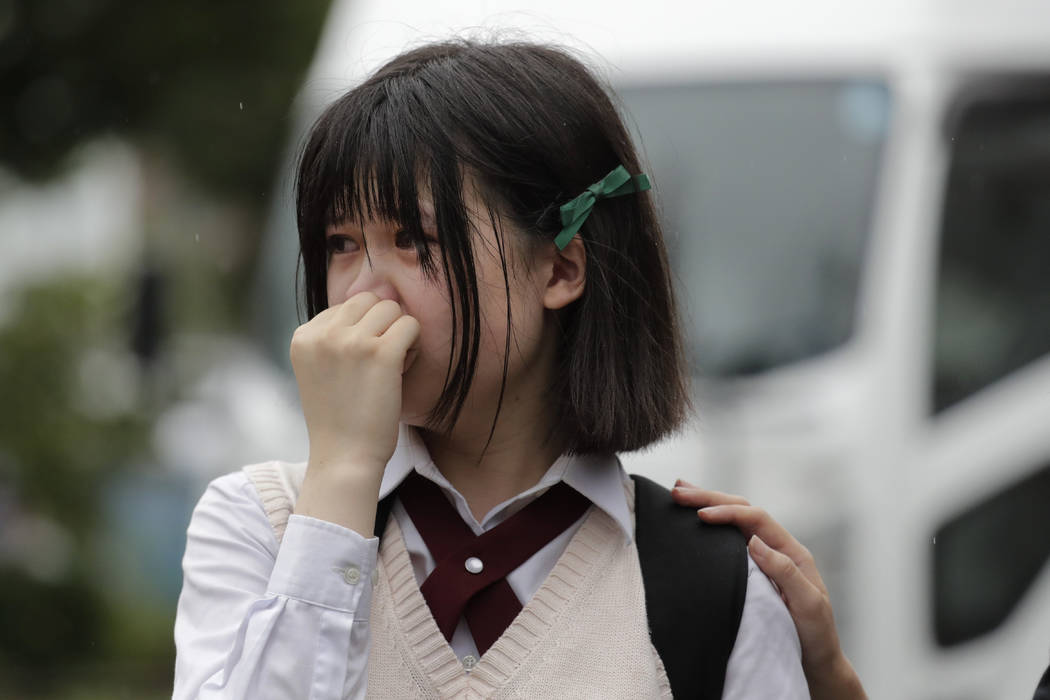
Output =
[{"x1": 379, "y1": 424, "x2": 634, "y2": 542}]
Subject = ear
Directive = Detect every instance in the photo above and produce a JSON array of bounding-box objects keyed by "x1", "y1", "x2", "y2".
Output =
[{"x1": 542, "y1": 236, "x2": 586, "y2": 310}]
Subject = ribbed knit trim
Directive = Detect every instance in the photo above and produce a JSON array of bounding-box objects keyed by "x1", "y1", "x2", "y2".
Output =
[
  {"x1": 242, "y1": 462, "x2": 299, "y2": 543},
  {"x1": 379, "y1": 502, "x2": 623, "y2": 696}
]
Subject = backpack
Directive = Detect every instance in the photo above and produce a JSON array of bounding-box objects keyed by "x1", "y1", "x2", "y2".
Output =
[{"x1": 244, "y1": 464, "x2": 747, "y2": 699}]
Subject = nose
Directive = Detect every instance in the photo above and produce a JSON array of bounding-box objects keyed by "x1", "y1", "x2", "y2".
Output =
[{"x1": 342, "y1": 258, "x2": 401, "y2": 305}]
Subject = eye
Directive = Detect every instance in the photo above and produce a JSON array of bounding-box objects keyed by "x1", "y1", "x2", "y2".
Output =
[
  {"x1": 394, "y1": 230, "x2": 440, "y2": 252},
  {"x1": 394, "y1": 230, "x2": 415, "y2": 250},
  {"x1": 326, "y1": 235, "x2": 358, "y2": 255}
]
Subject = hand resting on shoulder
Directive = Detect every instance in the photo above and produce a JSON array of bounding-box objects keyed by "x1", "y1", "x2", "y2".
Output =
[{"x1": 671, "y1": 480, "x2": 868, "y2": 700}]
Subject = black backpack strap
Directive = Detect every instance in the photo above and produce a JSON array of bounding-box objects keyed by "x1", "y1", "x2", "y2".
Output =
[
  {"x1": 374, "y1": 492, "x2": 396, "y2": 541},
  {"x1": 631, "y1": 474, "x2": 749, "y2": 699}
]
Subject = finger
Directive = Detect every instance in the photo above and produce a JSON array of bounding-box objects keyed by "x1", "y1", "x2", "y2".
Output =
[
  {"x1": 671, "y1": 485, "x2": 750, "y2": 507},
  {"x1": 748, "y1": 535, "x2": 825, "y2": 617},
  {"x1": 380, "y1": 314, "x2": 421, "y2": 369},
  {"x1": 748, "y1": 531, "x2": 829, "y2": 601},
  {"x1": 332, "y1": 291, "x2": 382, "y2": 327},
  {"x1": 295, "y1": 301, "x2": 345, "y2": 336},
  {"x1": 697, "y1": 505, "x2": 802, "y2": 555},
  {"x1": 698, "y1": 504, "x2": 828, "y2": 594},
  {"x1": 354, "y1": 299, "x2": 404, "y2": 337}
]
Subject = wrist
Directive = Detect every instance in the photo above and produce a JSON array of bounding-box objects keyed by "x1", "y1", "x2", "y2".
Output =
[
  {"x1": 305, "y1": 428, "x2": 395, "y2": 473},
  {"x1": 295, "y1": 458, "x2": 386, "y2": 537},
  {"x1": 306, "y1": 452, "x2": 388, "y2": 480},
  {"x1": 806, "y1": 652, "x2": 866, "y2": 700}
]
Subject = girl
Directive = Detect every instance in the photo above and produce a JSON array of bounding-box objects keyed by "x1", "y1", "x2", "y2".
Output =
[{"x1": 173, "y1": 39, "x2": 807, "y2": 699}]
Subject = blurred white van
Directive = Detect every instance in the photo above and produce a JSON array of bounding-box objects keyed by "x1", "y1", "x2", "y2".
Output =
[{"x1": 256, "y1": 2, "x2": 1050, "y2": 697}]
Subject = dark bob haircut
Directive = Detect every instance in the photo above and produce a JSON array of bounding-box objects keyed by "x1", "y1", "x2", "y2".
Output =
[{"x1": 295, "y1": 39, "x2": 689, "y2": 454}]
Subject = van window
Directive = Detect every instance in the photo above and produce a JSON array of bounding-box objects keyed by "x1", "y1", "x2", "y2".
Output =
[
  {"x1": 619, "y1": 80, "x2": 888, "y2": 376},
  {"x1": 932, "y1": 78, "x2": 1050, "y2": 413},
  {"x1": 932, "y1": 461, "x2": 1050, "y2": 646}
]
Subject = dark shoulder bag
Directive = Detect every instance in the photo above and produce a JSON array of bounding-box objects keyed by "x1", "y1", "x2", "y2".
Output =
[{"x1": 631, "y1": 474, "x2": 749, "y2": 699}]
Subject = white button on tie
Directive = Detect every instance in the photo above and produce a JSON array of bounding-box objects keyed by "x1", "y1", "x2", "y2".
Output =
[
  {"x1": 462, "y1": 654, "x2": 478, "y2": 671},
  {"x1": 342, "y1": 565, "x2": 361, "y2": 585},
  {"x1": 464, "y1": 557, "x2": 484, "y2": 574}
]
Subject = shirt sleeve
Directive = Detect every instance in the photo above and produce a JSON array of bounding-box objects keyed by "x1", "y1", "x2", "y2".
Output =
[
  {"x1": 721, "y1": 552, "x2": 809, "y2": 700},
  {"x1": 173, "y1": 471, "x2": 379, "y2": 700}
]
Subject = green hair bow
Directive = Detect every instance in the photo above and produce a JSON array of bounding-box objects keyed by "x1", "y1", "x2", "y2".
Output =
[{"x1": 555, "y1": 165, "x2": 651, "y2": 250}]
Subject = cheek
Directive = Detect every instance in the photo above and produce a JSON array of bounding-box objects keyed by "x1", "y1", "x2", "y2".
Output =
[
  {"x1": 325, "y1": 277, "x2": 337, "y2": 307},
  {"x1": 401, "y1": 280, "x2": 453, "y2": 352},
  {"x1": 325, "y1": 262, "x2": 351, "y2": 307}
]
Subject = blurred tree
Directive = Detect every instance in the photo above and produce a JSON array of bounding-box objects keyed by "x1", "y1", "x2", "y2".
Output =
[
  {"x1": 1, "y1": 0, "x2": 334, "y2": 339},
  {"x1": 0, "y1": 276, "x2": 148, "y2": 527},
  {"x1": 0, "y1": 0, "x2": 331, "y2": 205},
  {"x1": 0, "y1": 275, "x2": 149, "y2": 693},
  {"x1": 0, "y1": 2, "x2": 333, "y2": 694}
]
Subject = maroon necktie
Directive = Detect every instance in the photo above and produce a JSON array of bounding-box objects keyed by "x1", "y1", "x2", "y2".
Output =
[{"x1": 396, "y1": 470, "x2": 591, "y2": 655}]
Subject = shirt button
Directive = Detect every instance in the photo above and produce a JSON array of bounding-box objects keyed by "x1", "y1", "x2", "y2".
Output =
[
  {"x1": 462, "y1": 654, "x2": 478, "y2": 671},
  {"x1": 342, "y1": 565, "x2": 361, "y2": 585},
  {"x1": 464, "y1": 557, "x2": 484, "y2": 574}
]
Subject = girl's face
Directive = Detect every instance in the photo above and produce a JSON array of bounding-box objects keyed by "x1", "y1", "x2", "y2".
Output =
[{"x1": 324, "y1": 186, "x2": 551, "y2": 434}]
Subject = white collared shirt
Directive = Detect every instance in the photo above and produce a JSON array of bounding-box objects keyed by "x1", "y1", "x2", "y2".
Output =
[{"x1": 173, "y1": 425, "x2": 807, "y2": 699}]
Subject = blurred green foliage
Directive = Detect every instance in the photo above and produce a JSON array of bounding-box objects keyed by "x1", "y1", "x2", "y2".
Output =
[
  {"x1": 0, "y1": 276, "x2": 149, "y2": 527},
  {"x1": 0, "y1": 275, "x2": 150, "y2": 693},
  {"x1": 0, "y1": 0, "x2": 330, "y2": 204},
  {"x1": 0, "y1": 1, "x2": 333, "y2": 695}
]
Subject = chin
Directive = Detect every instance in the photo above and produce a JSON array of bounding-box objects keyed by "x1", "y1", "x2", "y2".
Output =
[
  {"x1": 399, "y1": 389, "x2": 439, "y2": 430},
  {"x1": 399, "y1": 413, "x2": 429, "y2": 429}
]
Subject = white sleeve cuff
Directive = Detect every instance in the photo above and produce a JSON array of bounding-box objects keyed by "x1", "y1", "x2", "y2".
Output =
[{"x1": 267, "y1": 514, "x2": 380, "y2": 615}]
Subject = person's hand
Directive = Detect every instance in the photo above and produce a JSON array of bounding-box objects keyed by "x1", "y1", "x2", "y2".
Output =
[
  {"x1": 291, "y1": 291, "x2": 420, "y2": 471},
  {"x1": 289, "y1": 292, "x2": 420, "y2": 535},
  {"x1": 671, "y1": 480, "x2": 867, "y2": 700}
]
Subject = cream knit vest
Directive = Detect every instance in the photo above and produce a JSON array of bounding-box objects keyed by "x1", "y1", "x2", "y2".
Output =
[{"x1": 244, "y1": 461, "x2": 673, "y2": 699}]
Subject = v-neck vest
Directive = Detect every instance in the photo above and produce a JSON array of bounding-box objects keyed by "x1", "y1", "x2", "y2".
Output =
[
  {"x1": 365, "y1": 494, "x2": 673, "y2": 698},
  {"x1": 243, "y1": 461, "x2": 673, "y2": 698}
]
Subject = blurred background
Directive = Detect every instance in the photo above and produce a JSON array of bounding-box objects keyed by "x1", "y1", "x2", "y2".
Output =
[{"x1": 1, "y1": 0, "x2": 1049, "y2": 698}]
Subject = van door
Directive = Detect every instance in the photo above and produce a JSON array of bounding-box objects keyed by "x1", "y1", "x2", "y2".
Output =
[{"x1": 911, "y1": 76, "x2": 1050, "y2": 700}]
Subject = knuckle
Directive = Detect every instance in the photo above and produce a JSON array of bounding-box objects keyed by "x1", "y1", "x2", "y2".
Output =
[
  {"x1": 739, "y1": 506, "x2": 766, "y2": 527},
  {"x1": 773, "y1": 552, "x2": 797, "y2": 579},
  {"x1": 336, "y1": 333, "x2": 369, "y2": 357},
  {"x1": 319, "y1": 327, "x2": 341, "y2": 349},
  {"x1": 289, "y1": 327, "x2": 312, "y2": 356},
  {"x1": 747, "y1": 507, "x2": 771, "y2": 527},
  {"x1": 795, "y1": 591, "x2": 826, "y2": 620}
]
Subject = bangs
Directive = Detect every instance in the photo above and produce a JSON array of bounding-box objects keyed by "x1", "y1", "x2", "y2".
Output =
[{"x1": 299, "y1": 83, "x2": 474, "y2": 282}]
